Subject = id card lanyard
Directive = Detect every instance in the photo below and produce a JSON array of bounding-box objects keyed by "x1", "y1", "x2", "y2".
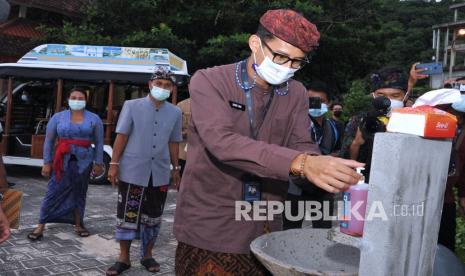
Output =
[
  {"x1": 240, "y1": 60, "x2": 274, "y2": 139},
  {"x1": 239, "y1": 60, "x2": 274, "y2": 203}
]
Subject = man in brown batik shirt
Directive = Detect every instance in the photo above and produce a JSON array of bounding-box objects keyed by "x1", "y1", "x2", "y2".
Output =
[{"x1": 174, "y1": 9, "x2": 363, "y2": 275}]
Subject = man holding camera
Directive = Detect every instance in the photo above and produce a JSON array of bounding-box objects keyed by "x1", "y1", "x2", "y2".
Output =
[
  {"x1": 340, "y1": 67, "x2": 409, "y2": 179},
  {"x1": 283, "y1": 81, "x2": 342, "y2": 230}
]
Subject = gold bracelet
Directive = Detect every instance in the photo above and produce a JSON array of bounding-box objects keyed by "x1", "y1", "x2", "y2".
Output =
[
  {"x1": 290, "y1": 159, "x2": 301, "y2": 176},
  {"x1": 299, "y1": 153, "x2": 308, "y2": 179}
]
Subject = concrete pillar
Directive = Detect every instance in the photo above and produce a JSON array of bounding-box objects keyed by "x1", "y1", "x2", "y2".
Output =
[
  {"x1": 449, "y1": 32, "x2": 457, "y2": 78},
  {"x1": 444, "y1": 28, "x2": 450, "y2": 65},
  {"x1": 433, "y1": 30, "x2": 436, "y2": 50},
  {"x1": 431, "y1": 74, "x2": 444, "y2": 89},
  {"x1": 359, "y1": 133, "x2": 451, "y2": 276},
  {"x1": 436, "y1": 29, "x2": 441, "y2": 61}
]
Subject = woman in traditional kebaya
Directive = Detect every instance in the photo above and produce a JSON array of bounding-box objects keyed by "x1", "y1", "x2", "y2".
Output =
[{"x1": 27, "y1": 87, "x2": 104, "y2": 240}]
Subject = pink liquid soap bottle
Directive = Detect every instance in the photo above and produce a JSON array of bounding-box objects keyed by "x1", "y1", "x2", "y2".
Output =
[{"x1": 340, "y1": 167, "x2": 369, "y2": 237}]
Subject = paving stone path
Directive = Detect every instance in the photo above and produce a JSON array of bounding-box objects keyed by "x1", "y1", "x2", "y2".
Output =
[{"x1": 0, "y1": 165, "x2": 177, "y2": 276}]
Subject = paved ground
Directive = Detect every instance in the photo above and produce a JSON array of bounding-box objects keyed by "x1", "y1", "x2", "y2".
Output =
[{"x1": 0, "y1": 165, "x2": 177, "y2": 276}]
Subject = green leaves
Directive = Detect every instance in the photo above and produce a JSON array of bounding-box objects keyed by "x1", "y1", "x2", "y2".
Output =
[
  {"x1": 197, "y1": 33, "x2": 250, "y2": 67},
  {"x1": 457, "y1": 214, "x2": 465, "y2": 262},
  {"x1": 38, "y1": 22, "x2": 112, "y2": 45},
  {"x1": 342, "y1": 80, "x2": 372, "y2": 118},
  {"x1": 121, "y1": 24, "x2": 194, "y2": 50},
  {"x1": 37, "y1": 0, "x2": 453, "y2": 97}
]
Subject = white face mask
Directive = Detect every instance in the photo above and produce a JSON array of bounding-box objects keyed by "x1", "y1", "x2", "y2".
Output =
[
  {"x1": 308, "y1": 103, "x2": 328, "y2": 118},
  {"x1": 150, "y1": 86, "x2": 171, "y2": 101},
  {"x1": 253, "y1": 39, "x2": 298, "y2": 85},
  {"x1": 68, "y1": 100, "x2": 86, "y2": 110},
  {"x1": 452, "y1": 95, "x2": 465, "y2": 113},
  {"x1": 387, "y1": 96, "x2": 406, "y2": 117},
  {"x1": 389, "y1": 99, "x2": 404, "y2": 110}
]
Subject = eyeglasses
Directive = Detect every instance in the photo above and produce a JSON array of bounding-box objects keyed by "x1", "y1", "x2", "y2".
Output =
[{"x1": 261, "y1": 40, "x2": 310, "y2": 69}]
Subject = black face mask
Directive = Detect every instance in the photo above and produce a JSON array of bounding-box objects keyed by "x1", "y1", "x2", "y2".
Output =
[{"x1": 333, "y1": 110, "x2": 343, "y2": 118}]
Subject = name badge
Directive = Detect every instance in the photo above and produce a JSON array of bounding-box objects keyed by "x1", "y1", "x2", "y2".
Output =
[
  {"x1": 229, "y1": 101, "x2": 246, "y2": 111},
  {"x1": 243, "y1": 181, "x2": 261, "y2": 203}
]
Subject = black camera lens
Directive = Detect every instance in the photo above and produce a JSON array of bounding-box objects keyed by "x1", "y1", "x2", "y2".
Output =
[{"x1": 373, "y1": 96, "x2": 391, "y2": 111}]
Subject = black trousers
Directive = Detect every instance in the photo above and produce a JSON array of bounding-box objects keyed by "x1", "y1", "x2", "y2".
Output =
[
  {"x1": 179, "y1": 159, "x2": 186, "y2": 176},
  {"x1": 438, "y1": 203, "x2": 456, "y2": 252}
]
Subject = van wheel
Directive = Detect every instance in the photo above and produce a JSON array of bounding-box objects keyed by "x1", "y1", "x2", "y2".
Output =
[{"x1": 90, "y1": 154, "x2": 110, "y2": 185}]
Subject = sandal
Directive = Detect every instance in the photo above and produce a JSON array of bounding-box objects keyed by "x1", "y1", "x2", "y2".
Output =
[
  {"x1": 75, "y1": 227, "x2": 90, "y2": 237},
  {"x1": 27, "y1": 231, "x2": 43, "y2": 241},
  {"x1": 106, "y1": 261, "x2": 131, "y2": 276},
  {"x1": 140, "y1": 258, "x2": 160, "y2": 273}
]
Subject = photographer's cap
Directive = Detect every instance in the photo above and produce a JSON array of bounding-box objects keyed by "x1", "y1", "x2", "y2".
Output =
[{"x1": 370, "y1": 67, "x2": 408, "y2": 93}]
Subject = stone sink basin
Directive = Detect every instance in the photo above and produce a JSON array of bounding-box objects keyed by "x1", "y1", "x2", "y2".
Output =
[{"x1": 250, "y1": 228, "x2": 360, "y2": 276}]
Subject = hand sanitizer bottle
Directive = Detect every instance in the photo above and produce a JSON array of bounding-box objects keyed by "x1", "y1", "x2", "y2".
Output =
[{"x1": 340, "y1": 167, "x2": 369, "y2": 237}]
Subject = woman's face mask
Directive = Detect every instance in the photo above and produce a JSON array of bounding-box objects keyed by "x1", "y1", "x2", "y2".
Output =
[
  {"x1": 253, "y1": 39, "x2": 298, "y2": 85},
  {"x1": 68, "y1": 100, "x2": 86, "y2": 110},
  {"x1": 150, "y1": 86, "x2": 171, "y2": 101}
]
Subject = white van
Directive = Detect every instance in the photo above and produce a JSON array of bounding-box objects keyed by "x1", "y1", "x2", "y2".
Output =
[{"x1": 0, "y1": 44, "x2": 189, "y2": 184}]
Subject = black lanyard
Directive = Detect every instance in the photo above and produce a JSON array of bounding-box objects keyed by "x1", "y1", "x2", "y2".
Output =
[{"x1": 240, "y1": 60, "x2": 274, "y2": 140}]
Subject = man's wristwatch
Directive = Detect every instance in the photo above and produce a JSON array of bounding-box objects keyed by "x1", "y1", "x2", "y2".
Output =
[{"x1": 173, "y1": 165, "x2": 182, "y2": 171}]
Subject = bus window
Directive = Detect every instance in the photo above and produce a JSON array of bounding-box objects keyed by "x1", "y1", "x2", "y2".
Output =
[{"x1": 6, "y1": 81, "x2": 54, "y2": 157}]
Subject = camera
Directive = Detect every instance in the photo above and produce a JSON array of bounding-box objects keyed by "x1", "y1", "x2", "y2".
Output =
[{"x1": 359, "y1": 96, "x2": 391, "y2": 140}]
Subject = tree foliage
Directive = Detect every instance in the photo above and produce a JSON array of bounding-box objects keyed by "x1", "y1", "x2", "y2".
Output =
[
  {"x1": 39, "y1": 0, "x2": 453, "y2": 97},
  {"x1": 342, "y1": 80, "x2": 372, "y2": 119}
]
